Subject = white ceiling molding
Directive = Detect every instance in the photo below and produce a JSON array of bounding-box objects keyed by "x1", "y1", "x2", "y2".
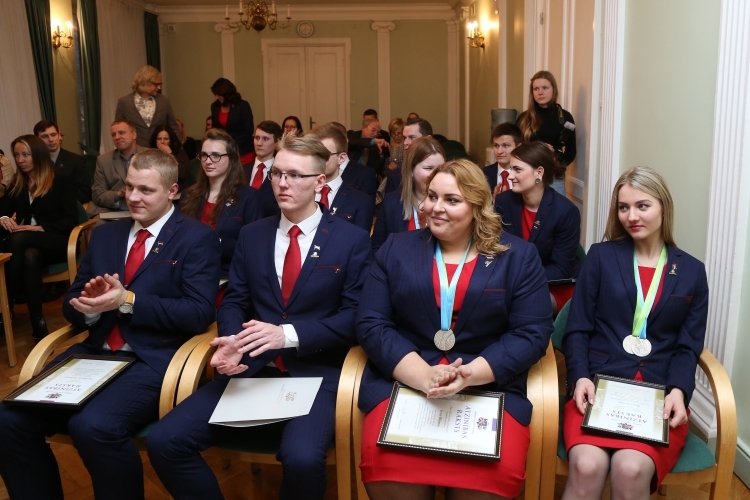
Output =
[{"x1": 153, "y1": 3, "x2": 456, "y2": 23}]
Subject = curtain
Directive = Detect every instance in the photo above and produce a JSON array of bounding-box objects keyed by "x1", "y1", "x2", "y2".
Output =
[
  {"x1": 78, "y1": 0, "x2": 102, "y2": 151},
  {"x1": 97, "y1": 0, "x2": 146, "y2": 151},
  {"x1": 0, "y1": 1, "x2": 42, "y2": 152},
  {"x1": 24, "y1": 0, "x2": 57, "y2": 122},
  {"x1": 144, "y1": 12, "x2": 161, "y2": 70}
]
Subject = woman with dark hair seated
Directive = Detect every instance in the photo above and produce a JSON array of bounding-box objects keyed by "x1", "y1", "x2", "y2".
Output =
[
  {"x1": 494, "y1": 141, "x2": 580, "y2": 312},
  {"x1": 0, "y1": 135, "x2": 77, "y2": 339},
  {"x1": 210, "y1": 77, "x2": 255, "y2": 166},
  {"x1": 179, "y1": 128, "x2": 262, "y2": 280},
  {"x1": 562, "y1": 167, "x2": 707, "y2": 499},
  {"x1": 149, "y1": 125, "x2": 190, "y2": 192},
  {"x1": 282, "y1": 116, "x2": 303, "y2": 136}
]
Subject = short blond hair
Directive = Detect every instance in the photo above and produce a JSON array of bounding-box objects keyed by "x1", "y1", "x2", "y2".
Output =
[
  {"x1": 131, "y1": 65, "x2": 161, "y2": 93},
  {"x1": 129, "y1": 149, "x2": 177, "y2": 190},
  {"x1": 277, "y1": 134, "x2": 329, "y2": 174}
]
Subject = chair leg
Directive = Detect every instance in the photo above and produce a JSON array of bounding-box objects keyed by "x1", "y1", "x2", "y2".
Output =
[
  {"x1": 222, "y1": 458, "x2": 232, "y2": 470},
  {"x1": 658, "y1": 484, "x2": 667, "y2": 496},
  {"x1": 251, "y1": 463, "x2": 260, "y2": 473},
  {"x1": 0, "y1": 265, "x2": 16, "y2": 367}
]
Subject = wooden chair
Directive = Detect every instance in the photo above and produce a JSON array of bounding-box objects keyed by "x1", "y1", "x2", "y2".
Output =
[
  {"x1": 350, "y1": 345, "x2": 558, "y2": 500},
  {"x1": 17, "y1": 322, "x2": 219, "y2": 449},
  {"x1": 176, "y1": 334, "x2": 363, "y2": 500},
  {"x1": 0, "y1": 253, "x2": 15, "y2": 366},
  {"x1": 41, "y1": 202, "x2": 97, "y2": 285},
  {"x1": 541, "y1": 302, "x2": 738, "y2": 500}
]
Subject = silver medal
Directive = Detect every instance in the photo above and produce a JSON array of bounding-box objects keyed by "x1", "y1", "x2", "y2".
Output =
[
  {"x1": 631, "y1": 338, "x2": 652, "y2": 357},
  {"x1": 434, "y1": 329, "x2": 456, "y2": 351},
  {"x1": 622, "y1": 336, "x2": 636, "y2": 354}
]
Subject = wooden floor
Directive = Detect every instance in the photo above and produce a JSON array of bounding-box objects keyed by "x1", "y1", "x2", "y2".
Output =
[{"x1": 0, "y1": 297, "x2": 748, "y2": 499}]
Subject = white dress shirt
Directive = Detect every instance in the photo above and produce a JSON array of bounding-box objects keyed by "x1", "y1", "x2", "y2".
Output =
[
  {"x1": 338, "y1": 157, "x2": 351, "y2": 176},
  {"x1": 315, "y1": 175, "x2": 343, "y2": 205},
  {"x1": 273, "y1": 206, "x2": 323, "y2": 348},
  {"x1": 249, "y1": 157, "x2": 274, "y2": 187}
]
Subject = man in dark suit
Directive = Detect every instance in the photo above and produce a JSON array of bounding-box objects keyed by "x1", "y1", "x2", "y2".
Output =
[
  {"x1": 310, "y1": 123, "x2": 374, "y2": 232},
  {"x1": 483, "y1": 122, "x2": 522, "y2": 196},
  {"x1": 243, "y1": 120, "x2": 282, "y2": 218},
  {"x1": 147, "y1": 134, "x2": 372, "y2": 500},
  {"x1": 34, "y1": 119, "x2": 91, "y2": 204},
  {"x1": 329, "y1": 121, "x2": 377, "y2": 199},
  {"x1": 115, "y1": 65, "x2": 180, "y2": 147},
  {"x1": 0, "y1": 149, "x2": 221, "y2": 500},
  {"x1": 384, "y1": 117, "x2": 433, "y2": 193},
  {"x1": 347, "y1": 117, "x2": 389, "y2": 176},
  {"x1": 87, "y1": 120, "x2": 147, "y2": 218}
]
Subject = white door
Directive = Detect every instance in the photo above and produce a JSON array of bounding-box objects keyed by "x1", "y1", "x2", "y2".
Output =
[{"x1": 262, "y1": 39, "x2": 351, "y2": 131}]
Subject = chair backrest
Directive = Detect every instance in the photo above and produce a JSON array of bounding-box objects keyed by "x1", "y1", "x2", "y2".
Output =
[
  {"x1": 77, "y1": 202, "x2": 88, "y2": 224},
  {"x1": 576, "y1": 244, "x2": 586, "y2": 266},
  {"x1": 551, "y1": 301, "x2": 570, "y2": 351}
]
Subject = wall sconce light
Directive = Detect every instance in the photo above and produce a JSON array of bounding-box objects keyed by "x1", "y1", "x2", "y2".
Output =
[
  {"x1": 467, "y1": 21, "x2": 485, "y2": 49},
  {"x1": 52, "y1": 21, "x2": 73, "y2": 49}
]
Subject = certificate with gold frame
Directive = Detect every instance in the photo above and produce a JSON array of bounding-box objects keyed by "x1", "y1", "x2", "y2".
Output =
[
  {"x1": 3, "y1": 355, "x2": 134, "y2": 408},
  {"x1": 377, "y1": 382, "x2": 504, "y2": 460},
  {"x1": 582, "y1": 374, "x2": 669, "y2": 447}
]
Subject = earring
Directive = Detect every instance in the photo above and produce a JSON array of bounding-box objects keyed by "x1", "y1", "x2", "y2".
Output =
[{"x1": 535, "y1": 177, "x2": 541, "y2": 185}]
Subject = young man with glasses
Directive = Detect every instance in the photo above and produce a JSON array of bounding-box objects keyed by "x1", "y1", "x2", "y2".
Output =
[{"x1": 147, "y1": 134, "x2": 372, "y2": 500}]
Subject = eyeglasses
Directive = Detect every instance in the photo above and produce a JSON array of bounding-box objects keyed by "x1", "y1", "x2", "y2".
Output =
[
  {"x1": 268, "y1": 169, "x2": 320, "y2": 184},
  {"x1": 198, "y1": 152, "x2": 228, "y2": 163}
]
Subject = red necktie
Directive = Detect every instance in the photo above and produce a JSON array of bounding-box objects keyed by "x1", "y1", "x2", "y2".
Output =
[
  {"x1": 320, "y1": 185, "x2": 331, "y2": 209},
  {"x1": 277, "y1": 225, "x2": 302, "y2": 371},
  {"x1": 107, "y1": 229, "x2": 151, "y2": 351},
  {"x1": 500, "y1": 170, "x2": 510, "y2": 193},
  {"x1": 251, "y1": 162, "x2": 266, "y2": 190}
]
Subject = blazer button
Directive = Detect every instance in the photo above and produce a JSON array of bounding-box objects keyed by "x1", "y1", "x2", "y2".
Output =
[
  {"x1": 281, "y1": 312, "x2": 288, "y2": 319},
  {"x1": 638, "y1": 361, "x2": 645, "y2": 367}
]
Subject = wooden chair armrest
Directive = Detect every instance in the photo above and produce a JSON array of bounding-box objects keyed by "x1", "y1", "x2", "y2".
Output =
[
  {"x1": 66, "y1": 218, "x2": 97, "y2": 283},
  {"x1": 18, "y1": 324, "x2": 88, "y2": 386},
  {"x1": 335, "y1": 346, "x2": 366, "y2": 500},
  {"x1": 158, "y1": 323, "x2": 218, "y2": 418},
  {"x1": 175, "y1": 328, "x2": 219, "y2": 405},
  {"x1": 0, "y1": 253, "x2": 10, "y2": 265},
  {"x1": 539, "y1": 341, "x2": 560, "y2": 500},
  {"x1": 351, "y1": 346, "x2": 370, "y2": 500}
]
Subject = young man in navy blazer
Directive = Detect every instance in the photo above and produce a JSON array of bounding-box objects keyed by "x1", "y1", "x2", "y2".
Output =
[
  {"x1": 309, "y1": 123, "x2": 374, "y2": 232},
  {"x1": 0, "y1": 149, "x2": 221, "y2": 500},
  {"x1": 330, "y1": 121, "x2": 377, "y2": 199},
  {"x1": 244, "y1": 120, "x2": 283, "y2": 217},
  {"x1": 147, "y1": 134, "x2": 373, "y2": 500},
  {"x1": 483, "y1": 122, "x2": 522, "y2": 195},
  {"x1": 384, "y1": 117, "x2": 433, "y2": 193}
]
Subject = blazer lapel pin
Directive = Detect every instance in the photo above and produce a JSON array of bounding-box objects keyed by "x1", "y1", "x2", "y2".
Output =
[
  {"x1": 484, "y1": 256, "x2": 494, "y2": 268},
  {"x1": 533, "y1": 220, "x2": 541, "y2": 229},
  {"x1": 669, "y1": 263, "x2": 678, "y2": 275},
  {"x1": 152, "y1": 241, "x2": 164, "y2": 254},
  {"x1": 330, "y1": 207, "x2": 338, "y2": 215},
  {"x1": 310, "y1": 245, "x2": 321, "y2": 258}
]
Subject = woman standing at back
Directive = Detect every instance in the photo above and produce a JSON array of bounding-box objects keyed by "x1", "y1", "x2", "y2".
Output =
[
  {"x1": 516, "y1": 71, "x2": 576, "y2": 195},
  {"x1": 210, "y1": 78, "x2": 255, "y2": 167}
]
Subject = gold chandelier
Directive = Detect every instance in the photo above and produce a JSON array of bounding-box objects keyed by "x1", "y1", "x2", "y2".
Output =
[{"x1": 236, "y1": 1, "x2": 291, "y2": 32}]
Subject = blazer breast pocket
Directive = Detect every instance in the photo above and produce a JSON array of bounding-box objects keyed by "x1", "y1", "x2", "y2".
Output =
[
  {"x1": 588, "y1": 348, "x2": 609, "y2": 365},
  {"x1": 659, "y1": 294, "x2": 693, "y2": 322}
]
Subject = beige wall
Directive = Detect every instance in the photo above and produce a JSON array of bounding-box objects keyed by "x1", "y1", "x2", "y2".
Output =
[
  {"x1": 506, "y1": 0, "x2": 525, "y2": 113},
  {"x1": 619, "y1": 0, "x2": 720, "y2": 261},
  {"x1": 50, "y1": 0, "x2": 80, "y2": 152}
]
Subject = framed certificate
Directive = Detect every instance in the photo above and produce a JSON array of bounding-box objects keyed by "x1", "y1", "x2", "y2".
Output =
[
  {"x1": 3, "y1": 355, "x2": 134, "y2": 409},
  {"x1": 582, "y1": 374, "x2": 669, "y2": 447},
  {"x1": 377, "y1": 382, "x2": 504, "y2": 461}
]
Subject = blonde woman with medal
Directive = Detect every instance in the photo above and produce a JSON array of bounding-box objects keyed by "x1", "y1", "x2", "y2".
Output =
[
  {"x1": 561, "y1": 167, "x2": 709, "y2": 499},
  {"x1": 357, "y1": 159, "x2": 553, "y2": 499}
]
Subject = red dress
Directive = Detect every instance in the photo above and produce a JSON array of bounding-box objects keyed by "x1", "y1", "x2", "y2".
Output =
[
  {"x1": 360, "y1": 258, "x2": 531, "y2": 497},
  {"x1": 563, "y1": 265, "x2": 689, "y2": 492}
]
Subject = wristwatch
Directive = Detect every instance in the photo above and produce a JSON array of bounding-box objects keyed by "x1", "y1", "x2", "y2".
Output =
[{"x1": 118, "y1": 291, "x2": 135, "y2": 314}]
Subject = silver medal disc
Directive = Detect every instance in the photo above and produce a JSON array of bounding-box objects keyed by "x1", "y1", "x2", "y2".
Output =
[
  {"x1": 622, "y1": 336, "x2": 636, "y2": 354},
  {"x1": 631, "y1": 338, "x2": 652, "y2": 357},
  {"x1": 434, "y1": 329, "x2": 456, "y2": 351}
]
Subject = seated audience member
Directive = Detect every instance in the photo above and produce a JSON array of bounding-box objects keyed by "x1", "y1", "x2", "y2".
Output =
[
  {"x1": 385, "y1": 117, "x2": 434, "y2": 193},
  {"x1": 330, "y1": 121, "x2": 377, "y2": 199},
  {"x1": 562, "y1": 167, "x2": 707, "y2": 500},
  {"x1": 115, "y1": 65, "x2": 180, "y2": 147},
  {"x1": 309, "y1": 123, "x2": 374, "y2": 231},
  {"x1": 210, "y1": 77, "x2": 255, "y2": 166},
  {"x1": 347, "y1": 117, "x2": 389, "y2": 177},
  {"x1": 176, "y1": 118, "x2": 199, "y2": 160},
  {"x1": 34, "y1": 119, "x2": 91, "y2": 203},
  {"x1": 494, "y1": 142, "x2": 580, "y2": 313},
  {"x1": 371, "y1": 137, "x2": 444, "y2": 251},
  {"x1": 87, "y1": 120, "x2": 147, "y2": 217},
  {"x1": 357, "y1": 159, "x2": 553, "y2": 500},
  {"x1": 205, "y1": 115, "x2": 213, "y2": 131},
  {"x1": 387, "y1": 117, "x2": 405, "y2": 172},
  {"x1": 179, "y1": 128, "x2": 262, "y2": 277},
  {"x1": 282, "y1": 116, "x2": 303, "y2": 136},
  {"x1": 245, "y1": 120, "x2": 283, "y2": 217},
  {"x1": 146, "y1": 134, "x2": 372, "y2": 500},
  {"x1": 149, "y1": 125, "x2": 190, "y2": 192},
  {"x1": 484, "y1": 123, "x2": 523, "y2": 196},
  {"x1": 362, "y1": 109, "x2": 391, "y2": 142},
  {"x1": 0, "y1": 149, "x2": 221, "y2": 500},
  {"x1": 407, "y1": 111, "x2": 419, "y2": 120},
  {"x1": 0, "y1": 135, "x2": 77, "y2": 339}
]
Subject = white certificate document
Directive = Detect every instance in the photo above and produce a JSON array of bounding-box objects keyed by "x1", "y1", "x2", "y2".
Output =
[
  {"x1": 378, "y1": 385, "x2": 503, "y2": 460},
  {"x1": 209, "y1": 377, "x2": 323, "y2": 427},
  {"x1": 12, "y1": 357, "x2": 132, "y2": 405}
]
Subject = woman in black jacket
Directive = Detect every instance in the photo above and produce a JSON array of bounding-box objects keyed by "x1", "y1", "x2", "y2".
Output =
[
  {"x1": 0, "y1": 135, "x2": 78, "y2": 339},
  {"x1": 210, "y1": 78, "x2": 255, "y2": 166}
]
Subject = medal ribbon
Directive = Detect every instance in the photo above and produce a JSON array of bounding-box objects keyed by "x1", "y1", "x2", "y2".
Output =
[
  {"x1": 631, "y1": 246, "x2": 668, "y2": 340},
  {"x1": 412, "y1": 207, "x2": 421, "y2": 229},
  {"x1": 436, "y1": 238, "x2": 473, "y2": 331}
]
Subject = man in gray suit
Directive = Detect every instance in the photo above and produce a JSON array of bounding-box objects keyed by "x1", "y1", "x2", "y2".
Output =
[
  {"x1": 87, "y1": 120, "x2": 147, "y2": 217},
  {"x1": 114, "y1": 65, "x2": 180, "y2": 147}
]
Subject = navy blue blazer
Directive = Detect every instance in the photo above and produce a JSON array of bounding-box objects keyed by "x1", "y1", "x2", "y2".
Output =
[
  {"x1": 483, "y1": 162, "x2": 499, "y2": 193},
  {"x1": 370, "y1": 191, "x2": 409, "y2": 252},
  {"x1": 63, "y1": 210, "x2": 221, "y2": 375},
  {"x1": 384, "y1": 168, "x2": 402, "y2": 194},
  {"x1": 242, "y1": 163, "x2": 279, "y2": 218},
  {"x1": 356, "y1": 230, "x2": 554, "y2": 425},
  {"x1": 341, "y1": 161, "x2": 377, "y2": 199},
  {"x1": 328, "y1": 183, "x2": 374, "y2": 232},
  {"x1": 218, "y1": 211, "x2": 373, "y2": 392},
  {"x1": 211, "y1": 99, "x2": 255, "y2": 157},
  {"x1": 562, "y1": 241, "x2": 708, "y2": 405},
  {"x1": 494, "y1": 187, "x2": 581, "y2": 280},
  {"x1": 179, "y1": 185, "x2": 262, "y2": 276}
]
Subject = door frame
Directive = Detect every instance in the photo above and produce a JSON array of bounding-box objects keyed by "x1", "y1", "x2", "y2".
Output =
[{"x1": 261, "y1": 38, "x2": 352, "y2": 130}]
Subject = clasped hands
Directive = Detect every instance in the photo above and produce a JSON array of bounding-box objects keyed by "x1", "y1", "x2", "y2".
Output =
[
  {"x1": 1, "y1": 217, "x2": 43, "y2": 232},
  {"x1": 69, "y1": 273, "x2": 128, "y2": 314},
  {"x1": 209, "y1": 321, "x2": 286, "y2": 376},
  {"x1": 573, "y1": 377, "x2": 688, "y2": 428},
  {"x1": 423, "y1": 358, "x2": 473, "y2": 399}
]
